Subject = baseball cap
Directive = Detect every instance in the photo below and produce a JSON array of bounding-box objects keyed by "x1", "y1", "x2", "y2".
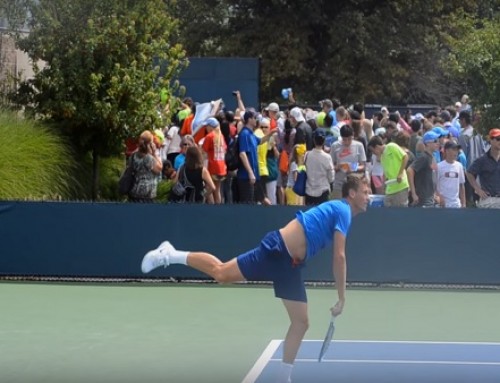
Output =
[
  {"x1": 423, "y1": 131, "x2": 440, "y2": 143},
  {"x1": 489, "y1": 128, "x2": 500, "y2": 139},
  {"x1": 265, "y1": 102, "x2": 280, "y2": 113},
  {"x1": 289, "y1": 107, "x2": 305, "y2": 122},
  {"x1": 413, "y1": 113, "x2": 424, "y2": 121},
  {"x1": 243, "y1": 110, "x2": 256, "y2": 122},
  {"x1": 432, "y1": 126, "x2": 449, "y2": 137},
  {"x1": 314, "y1": 129, "x2": 326, "y2": 138},
  {"x1": 203, "y1": 117, "x2": 219, "y2": 128},
  {"x1": 295, "y1": 144, "x2": 307, "y2": 157},
  {"x1": 444, "y1": 141, "x2": 461, "y2": 150}
]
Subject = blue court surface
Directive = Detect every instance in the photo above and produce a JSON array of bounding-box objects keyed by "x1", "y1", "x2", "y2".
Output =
[{"x1": 242, "y1": 340, "x2": 500, "y2": 383}]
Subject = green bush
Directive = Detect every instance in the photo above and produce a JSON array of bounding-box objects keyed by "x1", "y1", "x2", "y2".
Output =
[
  {"x1": 0, "y1": 111, "x2": 80, "y2": 200},
  {"x1": 97, "y1": 155, "x2": 126, "y2": 201}
]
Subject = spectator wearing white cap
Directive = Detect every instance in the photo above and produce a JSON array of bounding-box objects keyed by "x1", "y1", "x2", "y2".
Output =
[
  {"x1": 289, "y1": 107, "x2": 313, "y2": 151},
  {"x1": 264, "y1": 102, "x2": 280, "y2": 131}
]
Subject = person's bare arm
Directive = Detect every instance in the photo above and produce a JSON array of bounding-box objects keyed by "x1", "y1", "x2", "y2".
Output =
[
  {"x1": 407, "y1": 167, "x2": 418, "y2": 205},
  {"x1": 397, "y1": 153, "x2": 408, "y2": 182},
  {"x1": 260, "y1": 130, "x2": 278, "y2": 144},
  {"x1": 459, "y1": 183, "x2": 466, "y2": 207},
  {"x1": 239, "y1": 151, "x2": 256, "y2": 184},
  {"x1": 202, "y1": 167, "x2": 216, "y2": 197},
  {"x1": 466, "y1": 171, "x2": 488, "y2": 199},
  {"x1": 149, "y1": 144, "x2": 163, "y2": 174},
  {"x1": 331, "y1": 231, "x2": 346, "y2": 316},
  {"x1": 235, "y1": 91, "x2": 245, "y2": 112}
]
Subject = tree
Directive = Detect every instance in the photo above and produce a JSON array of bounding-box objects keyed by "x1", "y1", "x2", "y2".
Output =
[
  {"x1": 446, "y1": 9, "x2": 500, "y2": 134},
  {"x1": 171, "y1": 0, "x2": 482, "y2": 106},
  {"x1": 11, "y1": 0, "x2": 187, "y2": 199}
]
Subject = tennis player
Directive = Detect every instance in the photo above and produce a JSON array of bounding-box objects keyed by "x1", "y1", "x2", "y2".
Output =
[{"x1": 141, "y1": 175, "x2": 370, "y2": 383}]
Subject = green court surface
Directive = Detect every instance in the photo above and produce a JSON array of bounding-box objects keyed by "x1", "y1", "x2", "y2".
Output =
[{"x1": 1, "y1": 282, "x2": 499, "y2": 383}]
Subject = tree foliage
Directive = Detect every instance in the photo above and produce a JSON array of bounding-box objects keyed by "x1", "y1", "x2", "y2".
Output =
[
  {"x1": 12, "y1": 0, "x2": 186, "y2": 156},
  {"x1": 446, "y1": 9, "x2": 500, "y2": 132},
  {"x1": 170, "y1": 0, "x2": 485, "y2": 106}
]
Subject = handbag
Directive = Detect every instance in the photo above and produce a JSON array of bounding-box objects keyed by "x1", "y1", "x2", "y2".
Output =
[
  {"x1": 118, "y1": 154, "x2": 136, "y2": 195},
  {"x1": 293, "y1": 167, "x2": 307, "y2": 197},
  {"x1": 279, "y1": 150, "x2": 289, "y2": 174},
  {"x1": 170, "y1": 165, "x2": 194, "y2": 202},
  {"x1": 292, "y1": 153, "x2": 308, "y2": 197}
]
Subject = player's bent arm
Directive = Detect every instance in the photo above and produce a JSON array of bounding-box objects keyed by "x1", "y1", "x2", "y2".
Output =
[{"x1": 333, "y1": 231, "x2": 347, "y2": 305}]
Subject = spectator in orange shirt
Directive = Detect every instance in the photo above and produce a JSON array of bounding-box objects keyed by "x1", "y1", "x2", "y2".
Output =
[{"x1": 202, "y1": 117, "x2": 227, "y2": 204}]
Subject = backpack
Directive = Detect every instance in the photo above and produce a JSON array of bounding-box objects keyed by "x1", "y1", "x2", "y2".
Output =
[
  {"x1": 118, "y1": 154, "x2": 136, "y2": 195},
  {"x1": 225, "y1": 135, "x2": 240, "y2": 172},
  {"x1": 169, "y1": 165, "x2": 195, "y2": 203}
]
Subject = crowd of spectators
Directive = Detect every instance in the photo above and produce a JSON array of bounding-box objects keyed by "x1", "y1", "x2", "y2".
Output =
[{"x1": 122, "y1": 91, "x2": 500, "y2": 209}]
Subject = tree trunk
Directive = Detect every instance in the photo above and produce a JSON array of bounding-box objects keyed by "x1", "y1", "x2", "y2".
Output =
[{"x1": 92, "y1": 148, "x2": 99, "y2": 201}]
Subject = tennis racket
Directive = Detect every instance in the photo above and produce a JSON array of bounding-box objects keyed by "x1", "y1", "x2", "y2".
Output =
[{"x1": 318, "y1": 315, "x2": 336, "y2": 362}]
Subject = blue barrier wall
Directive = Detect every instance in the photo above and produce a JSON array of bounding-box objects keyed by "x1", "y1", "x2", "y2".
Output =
[
  {"x1": 177, "y1": 57, "x2": 260, "y2": 111},
  {"x1": 1, "y1": 202, "x2": 499, "y2": 285}
]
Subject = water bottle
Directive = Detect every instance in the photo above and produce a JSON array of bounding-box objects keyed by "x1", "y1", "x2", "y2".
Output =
[{"x1": 281, "y1": 88, "x2": 292, "y2": 100}]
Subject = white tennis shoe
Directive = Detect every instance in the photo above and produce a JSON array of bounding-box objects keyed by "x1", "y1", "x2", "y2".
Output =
[{"x1": 141, "y1": 241, "x2": 175, "y2": 273}]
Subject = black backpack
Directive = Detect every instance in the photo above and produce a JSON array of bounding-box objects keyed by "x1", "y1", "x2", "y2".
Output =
[
  {"x1": 225, "y1": 135, "x2": 240, "y2": 171},
  {"x1": 118, "y1": 153, "x2": 136, "y2": 195}
]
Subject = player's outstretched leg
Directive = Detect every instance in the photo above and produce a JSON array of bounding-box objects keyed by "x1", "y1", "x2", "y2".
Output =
[{"x1": 141, "y1": 241, "x2": 245, "y2": 283}]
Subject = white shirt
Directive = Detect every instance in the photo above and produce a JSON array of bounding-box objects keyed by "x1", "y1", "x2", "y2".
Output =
[
  {"x1": 330, "y1": 139, "x2": 366, "y2": 189},
  {"x1": 166, "y1": 126, "x2": 181, "y2": 155},
  {"x1": 437, "y1": 160, "x2": 465, "y2": 208},
  {"x1": 305, "y1": 149, "x2": 335, "y2": 197},
  {"x1": 371, "y1": 154, "x2": 384, "y2": 177}
]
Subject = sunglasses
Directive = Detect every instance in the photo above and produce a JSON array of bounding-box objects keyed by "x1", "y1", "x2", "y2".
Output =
[{"x1": 493, "y1": 137, "x2": 500, "y2": 141}]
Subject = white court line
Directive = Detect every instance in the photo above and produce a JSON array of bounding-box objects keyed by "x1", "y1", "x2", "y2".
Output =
[
  {"x1": 270, "y1": 358, "x2": 500, "y2": 366},
  {"x1": 302, "y1": 339, "x2": 500, "y2": 346},
  {"x1": 242, "y1": 340, "x2": 500, "y2": 382},
  {"x1": 241, "y1": 340, "x2": 281, "y2": 383}
]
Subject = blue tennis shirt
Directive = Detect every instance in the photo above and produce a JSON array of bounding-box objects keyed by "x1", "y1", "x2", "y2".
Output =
[{"x1": 295, "y1": 199, "x2": 352, "y2": 260}]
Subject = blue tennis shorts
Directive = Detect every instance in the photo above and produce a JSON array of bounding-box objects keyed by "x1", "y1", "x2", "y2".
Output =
[{"x1": 236, "y1": 230, "x2": 307, "y2": 302}]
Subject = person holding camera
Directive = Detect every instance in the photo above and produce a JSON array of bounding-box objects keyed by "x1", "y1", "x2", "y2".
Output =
[{"x1": 128, "y1": 130, "x2": 163, "y2": 203}]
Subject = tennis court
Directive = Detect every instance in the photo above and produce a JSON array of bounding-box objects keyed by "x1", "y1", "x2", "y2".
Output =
[
  {"x1": 244, "y1": 340, "x2": 500, "y2": 382},
  {"x1": 1, "y1": 282, "x2": 499, "y2": 383}
]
